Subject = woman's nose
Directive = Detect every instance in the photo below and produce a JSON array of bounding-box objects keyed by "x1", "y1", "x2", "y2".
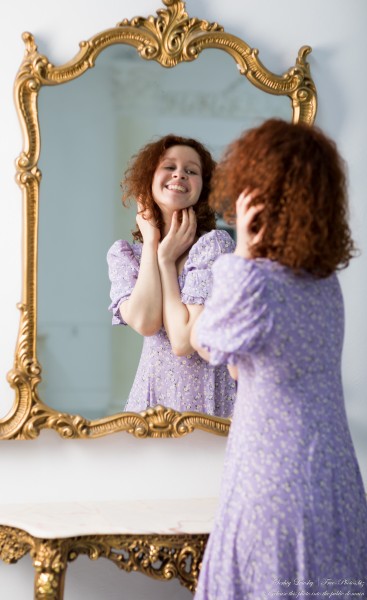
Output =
[{"x1": 173, "y1": 169, "x2": 187, "y2": 179}]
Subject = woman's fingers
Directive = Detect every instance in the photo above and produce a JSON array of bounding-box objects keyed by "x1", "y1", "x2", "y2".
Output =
[
  {"x1": 168, "y1": 210, "x2": 180, "y2": 234},
  {"x1": 188, "y1": 206, "x2": 197, "y2": 226},
  {"x1": 236, "y1": 189, "x2": 252, "y2": 207},
  {"x1": 185, "y1": 207, "x2": 197, "y2": 236},
  {"x1": 166, "y1": 207, "x2": 197, "y2": 243},
  {"x1": 234, "y1": 190, "x2": 265, "y2": 258},
  {"x1": 236, "y1": 203, "x2": 264, "y2": 231},
  {"x1": 236, "y1": 189, "x2": 263, "y2": 225},
  {"x1": 158, "y1": 207, "x2": 198, "y2": 264},
  {"x1": 247, "y1": 203, "x2": 265, "y2": 223},
  {"x1": 186, "y1": 208, "x2": 197, "y2": 242},
  {"x1": 177, "y1": 207, "x2": 196, "y2": 236},
  {"x1": 136, "y1": 201, "x2": 149, "y2": 224},
  {"x1": 181, "y1": 208, "x2": 189, "y2": 229},
  {"x1": 136, "y1": 197, "x2": 145, "y2": 214},
  {"x1": 236, "y1": 188, "x2": 261, "y2": 211},
  {"x1": 253, "y1": 224, "x2": 266, "y2": 245}
]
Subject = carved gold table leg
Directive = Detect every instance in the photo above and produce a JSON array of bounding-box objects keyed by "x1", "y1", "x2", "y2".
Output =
[
  {"x1": 0, "y1": 526, "x2": 68, "y2": 600},
  {"x1": 31, "y1": 539, "x2": 69, "y2": 600}
]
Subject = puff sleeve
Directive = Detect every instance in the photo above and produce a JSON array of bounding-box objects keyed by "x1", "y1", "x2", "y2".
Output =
[
  {"x1": 196, "y1": 254, "x2": 274, "y2": 365},
  {"x1": 107, "y1": 240, "x2": 141, "y2": 325},
  {"x1": 181, "y1": 230, "x2": 235, "y2": 305}
]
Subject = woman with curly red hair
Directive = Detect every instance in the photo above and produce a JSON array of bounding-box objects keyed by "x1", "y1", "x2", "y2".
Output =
[
  {"x1": 107, "y1": 134, "x2": 236, "y2": 415},
  {"x1": 192, "y1": 119, "x2": 367, "y2": 598}
]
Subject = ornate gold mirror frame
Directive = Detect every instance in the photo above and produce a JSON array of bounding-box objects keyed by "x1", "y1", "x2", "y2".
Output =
[{"x1": 0, "y1": 0, "x2": 317, "y2": 440}]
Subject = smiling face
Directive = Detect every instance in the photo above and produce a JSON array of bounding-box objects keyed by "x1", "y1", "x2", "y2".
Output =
[{"x1": 151, "y1": 145, "x2": 203, "y2": 219}]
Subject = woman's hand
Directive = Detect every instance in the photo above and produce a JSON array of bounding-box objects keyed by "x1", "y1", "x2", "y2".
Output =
[
  {"x1": 136, "y1": 201, "x2": 160, "y2": 245},
  {"x1": 158, "y1": 207, "x2": 197, "y2": 265},
  {"x1": 157, "y1": 207, "x2": 199, "y2": 356},
  {"x1": 234, "y1": 189, "x2": 265, "y2": 259}
]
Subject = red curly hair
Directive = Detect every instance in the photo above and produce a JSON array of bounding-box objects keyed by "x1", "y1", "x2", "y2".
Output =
[
  {"x1": 210, "y1": 118, "x2": 356, "y2": 277},
  {"x1": 121, "y1": 134, "x2": 217, "y2": 242}
]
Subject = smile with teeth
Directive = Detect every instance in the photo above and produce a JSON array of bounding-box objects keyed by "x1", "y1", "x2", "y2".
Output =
[{"x1": 166, "y1": 183, "x2": 188, "y2": 193}]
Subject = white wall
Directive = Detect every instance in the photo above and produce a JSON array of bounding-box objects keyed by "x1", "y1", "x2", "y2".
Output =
[{"x1": 1, "y1": 0, "x2": 366, "y2": 598}]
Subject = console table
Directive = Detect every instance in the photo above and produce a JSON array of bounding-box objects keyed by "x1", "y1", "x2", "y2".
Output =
[{"x1": 0, "y1": 498, "x2": 216, "y2": 599}]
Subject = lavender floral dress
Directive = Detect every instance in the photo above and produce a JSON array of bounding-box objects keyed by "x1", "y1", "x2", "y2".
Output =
[
  {"x1": 195, "y1": 254, "x2": 367, "y2": 599},
  {"x1": 107, "y1": 230, "x2": 236, "y2": 416}
]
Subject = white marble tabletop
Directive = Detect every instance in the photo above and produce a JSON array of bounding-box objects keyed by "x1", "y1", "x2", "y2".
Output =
[{"x1": 0, "y1": 497, "x2": 218, "y2": 539}]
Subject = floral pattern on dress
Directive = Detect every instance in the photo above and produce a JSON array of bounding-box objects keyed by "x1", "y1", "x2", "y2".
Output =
[
  {"x1": 107, "y1": 230, "x2": 236, "y2": 416},
  {"x1": 194, "y1": 254, "x2": 367, "y2": 599}
]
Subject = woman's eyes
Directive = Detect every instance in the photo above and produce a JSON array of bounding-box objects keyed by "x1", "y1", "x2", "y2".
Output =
[{"x1": 163, "y1": 165, "x2": 198, "y2": 175}]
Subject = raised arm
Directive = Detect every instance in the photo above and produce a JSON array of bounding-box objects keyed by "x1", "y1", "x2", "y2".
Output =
[
  {"x1": 191, "y1": 190, "x2": 265, "y2": 375},
  {"x1": 119, "y1": 208, "x2": 163, "y2": 336},
  {"x1": 157, "y1": 207, "x2": 203, "y2": 356}
]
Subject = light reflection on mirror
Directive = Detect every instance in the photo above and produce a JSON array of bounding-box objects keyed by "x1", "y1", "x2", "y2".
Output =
[{"x1": 37, "y1": 45, "x2": 290, "y2": 420}]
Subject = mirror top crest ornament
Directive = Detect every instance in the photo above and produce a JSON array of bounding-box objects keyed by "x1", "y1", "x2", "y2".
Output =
[{"x1": 0, "y1": 0, "x2": 317, "y2": 440}]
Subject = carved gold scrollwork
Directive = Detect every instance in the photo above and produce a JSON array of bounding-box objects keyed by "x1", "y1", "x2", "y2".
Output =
[
  {"x1": 67, "y1": 533, "x2": 208, "y2": 592},
  {"x1": 0, "y1": 525, "x2": 33, "y2": 563},
  {"x1": 101, "y1": 405, "x2": 231, "y2": 439},
  {"x1": 4, "y1": 404, "x2": 230, "y2": 440},
  {"x1": 1, "y1": 0, "x2": 317, "y2": 440},
  {"x1": 118, "y1": 0, "x2": 223, "y2": 66},
  {"x1": 0, "y1": 525, "x2": 208, "y2": 598}
]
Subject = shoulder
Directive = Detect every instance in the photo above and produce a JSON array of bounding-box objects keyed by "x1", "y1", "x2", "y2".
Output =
[
  {"x1": 212, "y1": 254, "x2": 270, "y2": 290},
  {"x1": 198, "y1": 229, "x2": 235, "y2": 250},
  {"x1": 222, "y1": 259, "x2": 342, "y2": 306},
  {"x1": 189, "y1": 229, "x2": 235, "y2": 265},
  {"x1": 107, "y1": 240, "x2": 142, "y2": 265}
]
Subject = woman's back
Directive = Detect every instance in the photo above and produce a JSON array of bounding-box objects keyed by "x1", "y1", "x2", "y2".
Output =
[{"x1": 194, "y1": 253, "x2": 367, "y2": 599}]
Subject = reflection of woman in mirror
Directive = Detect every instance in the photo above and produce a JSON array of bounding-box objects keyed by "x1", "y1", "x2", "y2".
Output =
[
  {"x1": 192, "y1": 120, "x2": 367, "y2": 597},
  {"x1": 107, "y1": 134, "x2": 236, "y2": 416}
]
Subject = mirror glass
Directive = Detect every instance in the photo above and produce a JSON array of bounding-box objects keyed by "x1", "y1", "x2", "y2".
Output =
[{"x1": 37, "y1": 45, "x2": 290, "y2": 420}]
